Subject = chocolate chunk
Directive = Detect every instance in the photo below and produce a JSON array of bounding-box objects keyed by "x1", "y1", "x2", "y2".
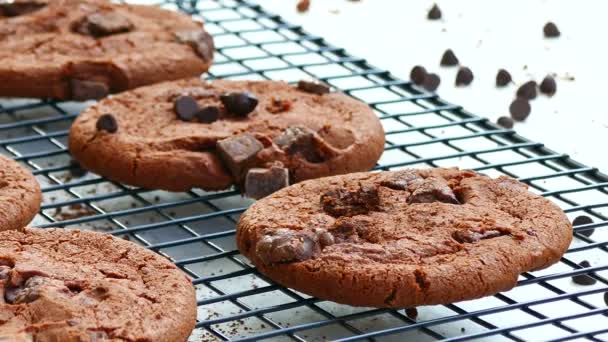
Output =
[
  {"x1": 216, "y1": 133, "x2": 263, "y2": 179},
  {"x1": 96, "y1": 114, "x2": 118, "y2": 133},
  {"x1": 539, "y1": 75, "x2": 557, "y2": 96},
  {"x1": 220, "y1": 92, "x2": 258, "y2": 117},
  {"x1": 174, "y1": 95, "x2": 199, "y2": 121},
  {"x1": 543, "y1": 22, "x2": 560, "y2": 38},
  {"x1": 422, "y1": 73, "x2": 440, "y2": 91},
  {"x1": 379, "y1": 170, "x2": 419, "y2": 190},
  {"x1": 273, "y1": 126, "x2": 322, "y2": 163},
  {"x1": 256, "y1": 229, "x2": 318, "y2": 264},
  {"x1": 407, "y1": 177, "x2": 459, "y2": 204},
  {"x1": 0, "y1": 0, "x2": 45, "y2": 16},
  {"x1": 70, "y1": 79, "x2": 109, "y2": 101},
  {"x1": 244, "y1": 167, "x2": 289, "y2": 199},
  {"x1": 297, "y1": 80, "x2": 330, "y2": 95},
  {"x1": 76, "y1": 12, "x2": 134, "y2": 37},
  {"x1": 427, "y1": 3, "x2": 441, "y2": 20},
  {"x1": 572, "y1": 215, "x2": 594, "y2": 238},
  {"x1": 516, "y1": 81, "x2": 537, "y2": 100},
  {"x1": 195, "y1": 106, "x2": 220, "y2": 124},
  {"x1": 174, "y1": 30, "x2": 214, "y2": 61},
  {"x1": 296, "y1": 0, "x2": 310, "y2": 13},
  {"x1": 496, "y1": 116, "x2": 514, "y2": 129},
  {"x1": 410, "y1": 65, "x2": 427, "y2": 85},
  {"x1": 496, "y1": 69, "x2": 512, "y2": 87},
  {"x1": 320, "y1": 184, "x2": 380, "y2": 217},
  {"x1": 455, "y1": 66, "x2": 473, "y2": 86},
  {"x1": 69, "y1": 159, "x2": 87, "y2": 178},
  {"x1": 440, "y1": 49, "x2": 459, "y2": 67},
  {"x1": 452, "y1": 229, "x2": 506, "y2": 243},
  {"x1": 572, "y1": 260, "x2": 597, "y2": 285},
  {"x1": 509, "y1": 98, "x2": 531, "y2": 121}
]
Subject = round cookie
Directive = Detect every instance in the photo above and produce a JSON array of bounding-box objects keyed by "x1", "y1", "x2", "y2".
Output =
[
  {"x1": 236, "y1": 168, "x2": 572, "y2": 308},
  {"x1": 0, "y1": 0, "x2": 213, "y2": 100},
  {"x1": 0, "y1": 155, "x2": 41, "y2": 231},
  {"x1": 69, "y1": 79, "x2": 385, "y2": 193},
  {"x1": 0, "y1": 228, "x2": 196, "y2": 341}
]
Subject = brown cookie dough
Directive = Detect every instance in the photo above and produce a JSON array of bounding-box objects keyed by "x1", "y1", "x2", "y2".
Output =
[
  {"x1": 0, "y1": 228, "x2": 196, "y2": 341},
  {"x1": 68, "y1": 79, "x2": 385, "y2": 193},
  {"x1": 0, "y1": 155, "x2": 41, "y2": 231},
  {"x1": 236, "y1": 168, "x2": 573, "y2": 307},
  {"x1": 0, "y1": 0, "x2": 213, "y2": 100}
]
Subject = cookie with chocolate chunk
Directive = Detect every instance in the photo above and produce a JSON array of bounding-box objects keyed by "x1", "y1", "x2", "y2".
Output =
[
  {"x1": 0, "y1": 0, "x2": 213, "y2": 100},
  {"x1": 0, "y1": 155, "x2": 41, "y2": 231},
  {"x1": 236, "y1": 168, "x2": 572, "y2": 307},
  {"x1": 69, "y1": 79, "x2": 385, "y2": 193},
  {"x1": 0, "y1": 227, "x2": 196, "y2": 340}
]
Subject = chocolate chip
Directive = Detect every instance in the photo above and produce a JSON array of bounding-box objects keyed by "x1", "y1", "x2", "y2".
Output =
[
  {"x1": 572, "y1": 260, "x2": 597, "y2": 286},
  {"x1": 69, "y1": 159, "x2": 87, "y2": 178},
  {"x1": 256, "y1": 229, "x2": 318, "y2": 264},
  {"x1": 296, "y1": 0, "x2": 310, "y2": 13},
  {"x1": 509, "y1": 98, "x2": 531, "y2": 121},
  {"x1": 427, "y1": 3, "x2": 441, "y2": 20},
  {"x1": 516, "y1": 81, "x2": 537, "y2": 100},
  {"x1": 379, "y1": 170, "x2": 419, "y2": 191},
  {"x1": 70, "y1": 79, "x2": 109, "y2": 101},
  {"x1": 422, "y1": 73, "x2": 440, "y2": 91},
  {"x1": 173, "y1": 95, "x2": 199, "y2": 121},
  {"x1": 496, "y1": 69, "x2": 512, "y2": 87},
  {"x1": 497, "y1": 116, "x2": 514, "y2": 129},
  {"x1": 440, "y1": 49, "x2": 459, "y2": 67},
  {"x1": 220, "y1": 92, "x2": 258, "y2": 117},
  {"x1": 539, "y1": 75, "x2": 557, "y2": 96},
  {"x1": 274, "y1": 126, "x2": 322, "y2": 163},
  {"x1": 410, "y1": 65, "x2": 427, "y2": 85},
  {"x1": 455, "y1": 66, "x2": 473, "y2": 86},
  {"x1": 244, "y1": 167, "x2": 289, "y2": 199},
  {"x1": 407, "y1": 177, "x2": 459, "y2": 204},
  {"x1": 544, "y1": 22, "x2": 560, "y2": 38},
  {"x1": 320, "y1": 185, "x2": 380, "y2": 217},
  {"x1": 195, "y1": 106, "x2": 220, "y2": 124},
  {"x1": 0, "y1": 0, "x2": 45, "y2": 17},
  {"x1": 297, "y1": 80, "x2": 330, "y2": 95},
  {"x1": 75, "y1": 12, "x2": 134, "y2": 37},
  {"x1": 96, "y1": 114, "x2": 118, "y2": 133},
  {"x1": 216, "y1": 133, "x2": 263, "y2": 179},
  {"x1": 452, "y1": 229, "x2": 506, "y2": 243},
  {"x1": 572, "y1": 215, "x2": 594, "y2": 238},
  {"x1": 174, "y1": 30, "x2": 215, "y2": 61}
]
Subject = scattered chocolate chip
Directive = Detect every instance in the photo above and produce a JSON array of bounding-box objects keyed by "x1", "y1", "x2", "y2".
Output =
[
  {"x1": 440, "y1": 49, "x2": 459, "y2": 67},
  {"x1": 496, "y1": 116, "x2": 514, "y2": 129},
  {"x1": 195, "y1": 106, "x2": 220, "y2": 124},
  {"x1": 96, "y1": 114, "x2": 118, "y2": 133},
  {"x1": 496, "y1": 69, "x2": 512, "y2": 87},
  {"x1": 0, "y1": 0, "x2": 46, "y2": 17},
  {"x1": 174, "y1": 30, "x2": 214, "y2": 61},
  {"x1": 544, "y1": 22, "x2": 560, "y2": 38},
  {"x1": 452, "y1": 229, "x2": 507, "y2": 243},
  {"x1": 220, "y1": 92, "x2": 258, "y2": 117},
  {"x1": 407, "y1": 177, "x2": 459, "y2": 204},
  {"x1": 296, "y1": 0, "x2": 310, "y2": 13},
  {"x1": 406, "y1": 308, "x2": 418, "y2": 320},
  {"x1": 455, "y1": 66, "x2": 473, "y2": 86},
  {"x1": 410, "y1": 65, "x2": 427, "y2": 85},
  {"x1": 216, "y1": 133, "x2": 263, "y2": 179},
  {"x1": 69, "y1": 159, "x2": 87, "y2": 178},
  {"x1": 244, "y1": 167, "x2": 289, "y2": 199},
  {"x1": 427, "y1": 3, "x2": 441, "y2": 20},
  {"x1": 516, "y1": 81, "x2": 538, "y2": 100},
  {"x1": 509, "y1": 98, "x2": 531, "y2": 121},
  {"x1": 539, "y1": 75, "x2": 557, "y2": 96},
  {"x1": 174, "y1": 95, "x2": 199, "y2": 121},
  {"x1": 572, "y1": 260, "x2": 597, "y2": 286},
  {"x1": 274, "y1": 126, "x2": 322, "y2": 163},
  {"x1": 75, "y1": 12, "x2": 134, "y2": 37},
  {"x1": 70, "y1": 79, "x2": 109, "y2": 101},
  {"x1": 297, "y1": 80, "x2": 330, "y2": 95},
  {"x1": 572, "y1": 215, "x2": 594, "y2": 238},
  {"x1": 256, "y1": 229, "x2": 318, "y2": 264},
  {"x1": 422, "y1": 73, "x2": 440, "y2": 91},
  {"x1": 321, "y1": 184, "x2": 380, "y2": 217}
]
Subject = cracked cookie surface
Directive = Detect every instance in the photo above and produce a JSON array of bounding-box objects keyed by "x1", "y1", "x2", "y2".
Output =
[
  {"x1": 68, "y1": 79, "x2": 385, "y2": 192},
  {"x1": 0, "y1": 228, "x2": 196, "y2": 341},
  {"x1": 0, "y1": 0, "x2": 213, "y2": 100},
  {"x1": 0, "y1": 155, "x2": 40, "y2": 231},
  {"x1": 236, "y1": 168, "x2": 572, "y2": 307}
]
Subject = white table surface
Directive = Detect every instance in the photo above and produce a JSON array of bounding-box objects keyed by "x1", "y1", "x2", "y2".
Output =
[{"x1": 252, "y1": 0, "x2": 608, "y2": 173}]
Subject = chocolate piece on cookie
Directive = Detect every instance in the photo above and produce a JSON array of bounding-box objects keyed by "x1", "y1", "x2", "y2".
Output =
[
  {"x1": 297, "y1": 80, "x2": 330, "y2": 95},
  {"x1": 0, "y1": 155, "x2": 41, "y2": 231},
  {"x1": 245, "y1": 166, "x2": 289, "y2": 199},
  {"x1": 70, "y1": 79, "x2": 109, "y2": 101},
  {"x1": 0, "y1": 0, "x2": 46, "y2": 17},
  {"x1": 195, "y1": 106, "x2": 220, "y2": 123},
  {"x1": 95, "y1": 113, "x2": 118, "y2": 133},
  {"x1": 237, "y1": 168, "x2": 572, "y2": 307},
  {"x1": 74, "y1": 11, "x2": 134, "y2": 37},
  {"x1": 220, "y1": 92, "x2": 259, "y2": 117},
  {"x1": 0, "y1": 228, "x2": 196, "y2": 341},
  {"x1": 174, "y1": 29, "x2": 214, "y2": 60},
  {"x1": 274, "y1": 126, "x2": 322, "y2": 162},
  {"x1": 217, "y1": 133, "x2": 263, "y2": 180},
  {"x1": 174, "y1": 95, "x2": 199, "y2": 121}
]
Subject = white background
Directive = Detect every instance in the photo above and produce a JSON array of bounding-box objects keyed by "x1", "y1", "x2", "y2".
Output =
[{"x1": 252, "y1": 0, "x2": 608, "y2": 172}]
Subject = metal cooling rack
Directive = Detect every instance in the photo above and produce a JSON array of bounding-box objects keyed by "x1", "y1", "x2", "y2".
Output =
[{"x1": 1, "y1": 0, "x2": 607, "y2": 341}]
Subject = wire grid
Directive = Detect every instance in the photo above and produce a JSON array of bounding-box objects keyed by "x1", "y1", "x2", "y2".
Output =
[{"x1": 1, "y1": 0, "x2": 607, "y2": 341}]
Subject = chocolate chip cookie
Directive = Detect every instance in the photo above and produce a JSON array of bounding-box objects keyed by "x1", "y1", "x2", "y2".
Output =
[
  {"x1": 0, "y1": 155, "x2": 41, "y2": 231},
  {"x1": 0, "y1": 228, "x2": 196, "y2": 341},
  {"x1": 236, "y1": 168, "x2": 572, "y2": 307},
  {"x1": 0, "y1": 0, "x2": 213, "y2": 100},
  {"x1": 68, "y1": 79, "x2": 385, "y2": 195}
]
